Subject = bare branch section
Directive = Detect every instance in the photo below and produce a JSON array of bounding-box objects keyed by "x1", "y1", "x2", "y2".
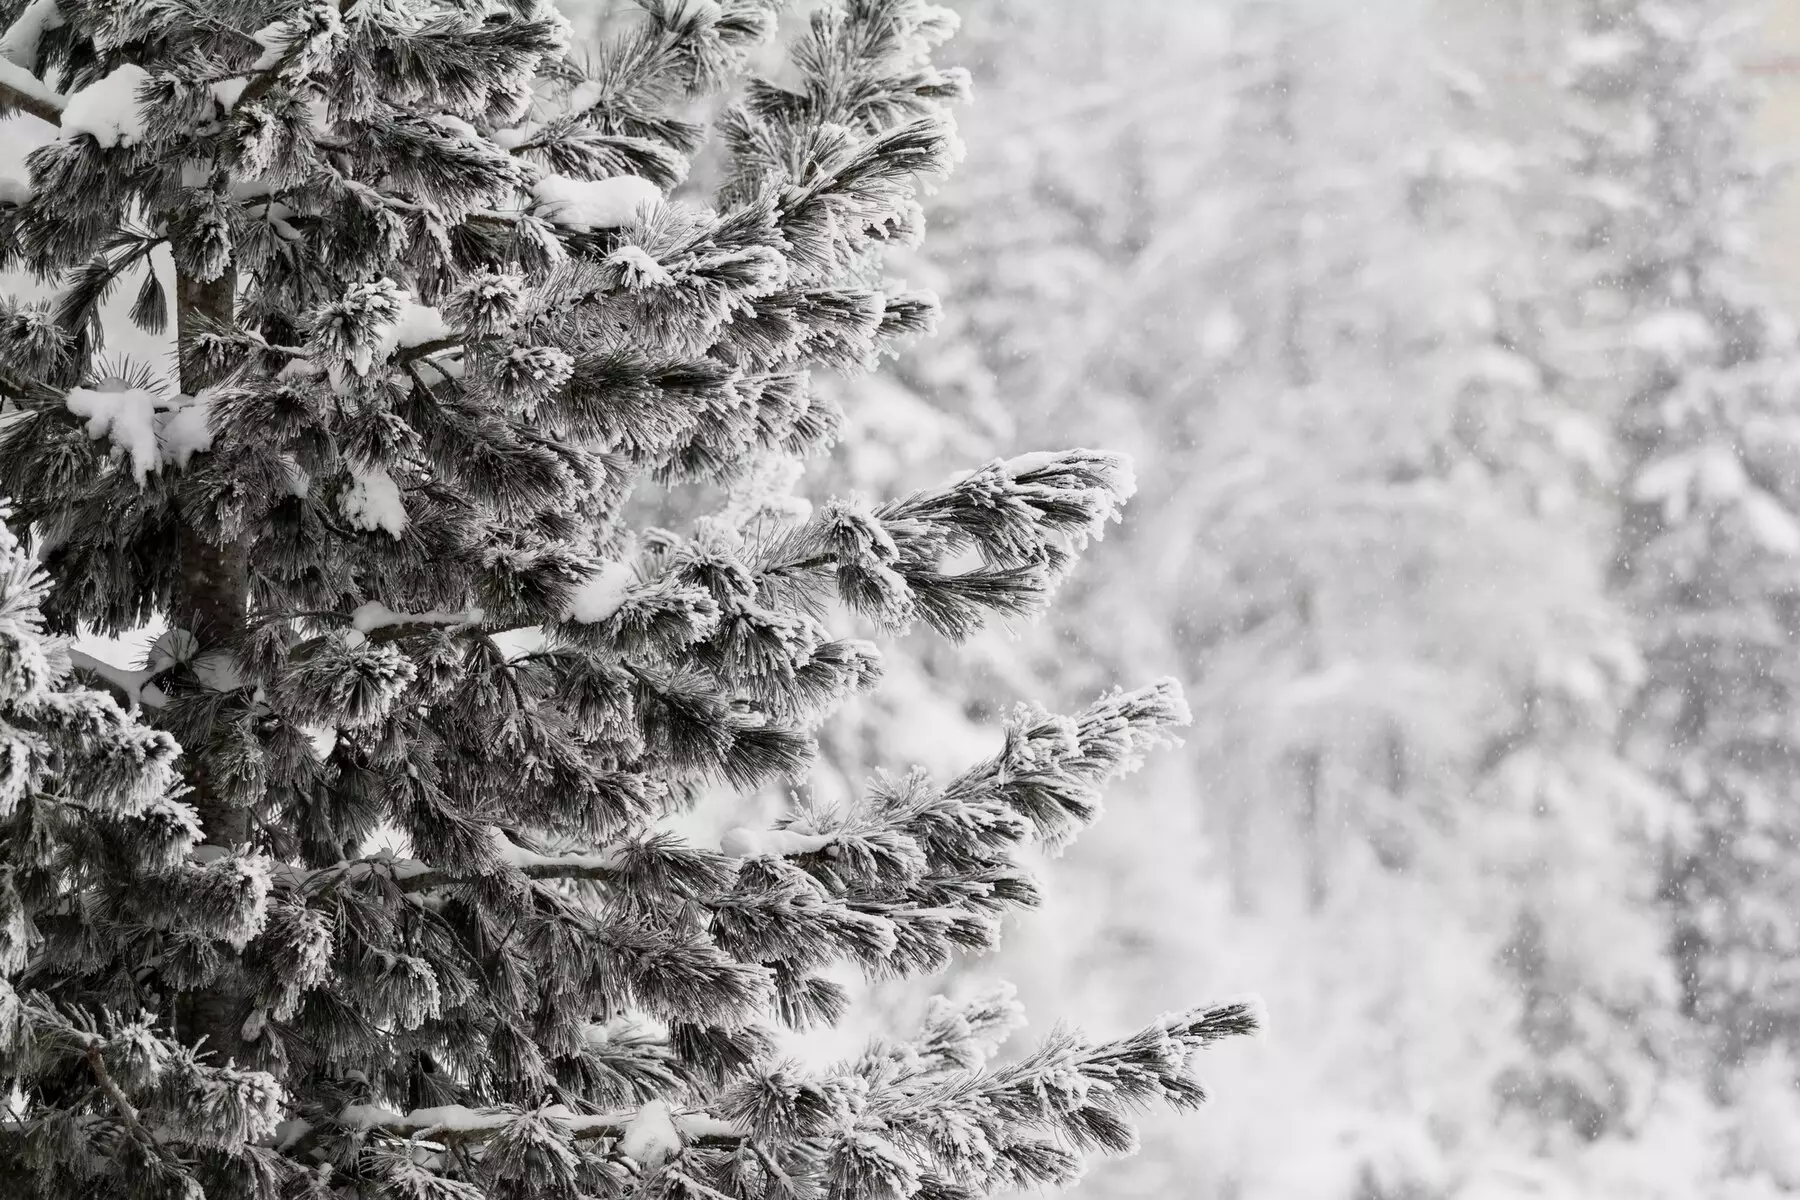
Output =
[
  {"x1": 68, "y1": 650, "x2": 169, "y2": 709},
  {"x1": 0, "y1": 60, "x2": 65, "y2": 125},
  {"x1": 83, "y1": 1041, "x2": 189, "y2": 1171}
]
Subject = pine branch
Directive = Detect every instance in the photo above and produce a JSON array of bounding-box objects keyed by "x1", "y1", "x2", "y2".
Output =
[
  {"x1": 396, "y1": 335, "x2": 464, "y2": 365},
  {"x1": 0, "y1": 59, "x2": 64, "y2": 125},
  {"x1": 279, "y1": 1101, "x2": 746, "y2": 1158},
  {"x1": 393, "y1": 850, "x2": 625, "y2": 893},
  {"x1": 82, "y1": 1040, "x2": 189, "y2": 1174},
  {"x1": 0, "y1": 364, "x2": 64, "y2": 406}
]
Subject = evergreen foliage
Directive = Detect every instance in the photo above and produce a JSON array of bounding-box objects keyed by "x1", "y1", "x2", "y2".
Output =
[{"x1": 0, "y1": 1, "x2": 1257, "y2": 1196}]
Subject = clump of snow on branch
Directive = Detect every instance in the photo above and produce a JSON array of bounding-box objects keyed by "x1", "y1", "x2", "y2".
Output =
[
  {"x1": 59, "y1": 65, "x2": 151, "y2": 148},
  {"x1": 719, "y1": 826, "x2": 838, "y2": 859},
  {"x1": 607, "y1": 245, "x2": 673, "y2": 290},
  {"x1": 530, "y1": 174, "x2": 662, "y2": 231},
  {"x1": 618, "y1": 1098, "x2": 682, "y2": 1168},
  {"x1": 349, "y1": 602, "x2": 484, "y2": 634},
  {"x1": 64, "y1": 386, "x2": 160, "y2": 483},
  {"x1": 566, "y1": 561, "x2": 637, "y2": 623},
  {"x1": 340, "y1": 465, "x2": 408, "y2": 538}
]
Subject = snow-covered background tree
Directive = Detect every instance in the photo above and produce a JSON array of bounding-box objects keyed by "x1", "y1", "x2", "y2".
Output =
[
  {"x1": 1552, "y1": 0, "x2": 1800, "y2": 1168},
  {"x1": 0, "y1": 2, "x2": 1263, "y2": 1197}
]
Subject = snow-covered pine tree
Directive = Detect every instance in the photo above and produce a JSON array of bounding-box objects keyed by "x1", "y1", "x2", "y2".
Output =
[
  {"x1": 0, "y1": 2, "x2": 1258, "y2": 1197},
  {"x1": 1443, "y1": 71, "x2": 1674, "y2": 1157},
  {"x1": 1554, "y1": 0, "x2": 1800, "y2": 1089}
]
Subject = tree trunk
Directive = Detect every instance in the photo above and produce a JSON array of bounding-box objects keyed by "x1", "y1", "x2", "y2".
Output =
[{"x1": 170, "y1": 263, "x2": 258, "y2": 1065}]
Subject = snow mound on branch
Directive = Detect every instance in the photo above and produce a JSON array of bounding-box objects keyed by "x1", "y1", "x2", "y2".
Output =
[
  {"x1": 60, "y1": 64, "x2": 151, "y2": 148},
  {"x1": 566, "y1": 561, "x2": 637, "y2": 623},
  {"x1": 0, "y1": 0, "x2": 63, "y2": 68},
  {"x1": 531, "y1": 174, "x2": 662, "y2": 231},
  {"x1": 619, "y1": 1099, "x2": 681, "y2": 1167},
  {"x1": 64, "y1": 386, "x2": 159, "y2": 483},
  {"x1": 340, "y1": 465, "x2": 408, "y2": 538}
]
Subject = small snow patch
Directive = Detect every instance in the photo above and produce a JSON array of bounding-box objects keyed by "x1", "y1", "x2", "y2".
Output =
[
  {"x1": 607, "y1": 245, "x2": 672, "y2": 290},
  {"x1": 619, "y1": 1099, "x2": 681, "y2": 1168},
  {"x1": 350, "y1": 601, "x2": 483, "y2": 634},
  {"x1": 210, "y1": 76, "x2": 250, "y2": 112},
  {"x1": 567, "y1": 561, "x2": 637, "y2": 623},
  {"x1": 341, "y1": 465, "x2": 408, "y2": 538},
  {"x1": 387, "y1": 299, "x2": 451, "y2": 352},
  {"x1": 161, "y1": 391, "x2": 215, "y2": 469},
  {"x1": 720, "y1": 826, "x2": 837, "y2": 859}
]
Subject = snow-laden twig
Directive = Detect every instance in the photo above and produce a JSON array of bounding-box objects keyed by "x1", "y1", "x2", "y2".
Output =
[{"x1": 278, "y1": 1100, "x2": 745, "y2": 1158}]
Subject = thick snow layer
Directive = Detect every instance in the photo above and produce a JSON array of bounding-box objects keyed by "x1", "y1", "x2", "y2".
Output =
[
  {"x1": 65, "y1": 386, "x2": 160, "y2": 483},
  {"x1": 1000, "y1": 450, "x2": 1067, "y2": 477},
  {"x1": 340, "y1": 465, "x2": 408, "y2": 538},
  {"x1": 566, "y1": 561, "x2": 637, "y2": 623},
  {"x1": 67, "y1": 649, "x2": 166, "y2": 708},
  {"x1": 719, "y1": 826, "x2": 837, "y2": 859},
  {"x1": 673, "y1": 1114, "x2": 744, "y2": 1140},
  {"x1": 0, "y1": 0, "x2": 63, "y2": 68},
  {"x1": 60, "y1": 64, "x2": 151, "y2": 148},
  {"x1": 531, "y1": 174, "x2": 661, "y2": 231}
]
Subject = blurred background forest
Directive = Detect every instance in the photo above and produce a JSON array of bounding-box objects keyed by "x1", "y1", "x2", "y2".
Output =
[
  {"x1": 788, "y1": 1, "x2": 1800, "y2": 1197},
  {"x1": 14, "y1": 0, "x2": 1800, "y2": 1196}
]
